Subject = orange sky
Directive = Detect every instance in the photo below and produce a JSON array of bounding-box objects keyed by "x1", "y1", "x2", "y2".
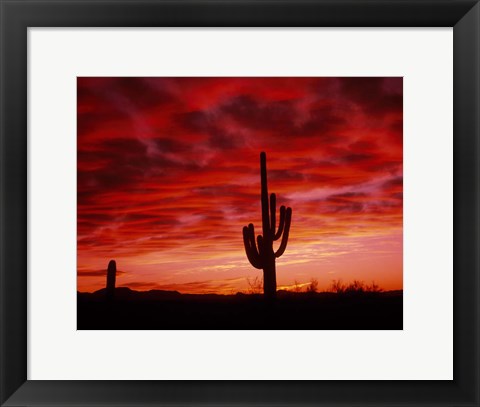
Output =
[{"x1": 77, "y1": 77, "x2": 402, "y2": 294}]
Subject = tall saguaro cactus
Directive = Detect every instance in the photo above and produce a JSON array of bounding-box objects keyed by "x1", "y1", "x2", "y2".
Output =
[
  {"x1": 106, "y1": 259, "x2": 116, "y2": 300},
  {"x1": 243, "y1": 152, "x2": 292, "y2": 299}
]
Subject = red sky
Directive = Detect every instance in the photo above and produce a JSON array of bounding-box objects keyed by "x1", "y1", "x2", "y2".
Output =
[{"x1": 77, "y1": 77, "x2": 403, "y2": 294}]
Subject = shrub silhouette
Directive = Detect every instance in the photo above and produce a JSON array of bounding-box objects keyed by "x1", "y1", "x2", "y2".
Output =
[
  {"x1": 330, "y1": 279, "x2": 346, "y2": 294},
  {"x1": 293, "y1": 279, "x2": 302, "y2": 293},
  {"x1": 246, "y1": 276, "x2": 263, "y2": 294},
  {"x1": 329, "y1": 279, "x2": 383, "y2": 294},
  {"x1": 243, "y1": 152, "x2": 292, "y2": 300},
  {"x1": 345, "y1": 280, "x2": 365, "y2": 294},
  {"x1": 106, "y1": 259, "x2": 116, "y2": 300},
  {"x1": 306, "y1": 278, "x2": 319, "y2": 293},
  {"x1": 366, "y1": 281, "x2": 383, "y2": 293}
]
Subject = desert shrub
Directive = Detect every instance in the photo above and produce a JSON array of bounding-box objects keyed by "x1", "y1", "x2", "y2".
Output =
[
  {"x1": 366, "y1": 281, "x2": 383, "y2": 293},
  {"x1": 306, "y1": 278, "x2": 319, "y2": 293},
  {"x1": 345, "y1": 280, "x2": 366, "y2": 293},
  {"x1": 330, "y1": 279, "x2": 346, "y2": 294},
  {"x1": 330, "y1": 279, "x2": 384, "y2": 294},
  {"x1": 293, "y1": 280, "x2": 303, "y2": 293},
  {"x1": 246, "y1": 276, "x2": 263, "y2": 294}
]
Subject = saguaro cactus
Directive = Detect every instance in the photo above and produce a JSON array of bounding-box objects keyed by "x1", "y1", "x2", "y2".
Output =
[
  {"x1": 243, "y1": 152, "x2": 292, "y2": 299},
  {"x1": 106, "y1": 259, "x2": 116, "y2": 300}
]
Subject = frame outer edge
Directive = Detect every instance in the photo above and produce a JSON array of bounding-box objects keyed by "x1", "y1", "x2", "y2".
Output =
[
  {"x1": 0, "y1": 0, "x2": 479, "y2": 406},
  {"x1": 0, "y1": 0, "x2": 28, "y2": 405},
  {"x1": 454, "y1": 1, "x2": 480, "y2": 405}
]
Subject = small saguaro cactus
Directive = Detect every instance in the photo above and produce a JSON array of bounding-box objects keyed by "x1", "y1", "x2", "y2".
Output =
[
  {"x1": 106, "y1": 259, "x2": 116, "y2": 300},
  {"x1": 243, "y1": 152, "x2": 292, "y2": 299}
]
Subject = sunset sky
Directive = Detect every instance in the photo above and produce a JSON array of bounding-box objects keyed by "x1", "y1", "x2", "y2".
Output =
[{"x1": 77, "y1": 77, "x2": 403, "y2": 294}]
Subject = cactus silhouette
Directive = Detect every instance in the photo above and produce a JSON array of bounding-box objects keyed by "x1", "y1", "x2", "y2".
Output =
[
  {"x1": 106, "y1": 259, "x2": 116, "y2": 300},
  {"x1": 243, "y1": 152, "x2": 292, "y2": 299}
]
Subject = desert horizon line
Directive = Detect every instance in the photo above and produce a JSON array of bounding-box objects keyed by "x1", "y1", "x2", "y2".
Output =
[{"x1": 77, "y1": 271, "x2": 403, "y2": 295}]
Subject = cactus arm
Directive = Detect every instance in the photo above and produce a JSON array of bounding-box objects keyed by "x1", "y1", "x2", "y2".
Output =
[
  {"x1": 247, "y1": 223, "x2": 259, "y2": 251},
  {"x1": 243, "y1": 225, "x2": 262, "y2": 269},
  {"x1": 273, "y1": 205, "x2": 286, "y2": 241},
  {"x1": 270, "y1": 193, "x2": 276, "y2": 236},
  {"x1": 246, "y1": 224, "x2": 262, "y2": 264},
  {"x1": 260, "y1": 152, "x2": 271, "y2": 238},
  {"x1": 257, "y1": 235, "x2": 264, "y2": 254},
  {"x1": 275, "y1": 207, "x2": 292, "y2": 258}
]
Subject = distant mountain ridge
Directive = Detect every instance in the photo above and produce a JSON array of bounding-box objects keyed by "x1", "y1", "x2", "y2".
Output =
[{"x1": 78, "y1": 287, "x2": 402, "y2": 302}]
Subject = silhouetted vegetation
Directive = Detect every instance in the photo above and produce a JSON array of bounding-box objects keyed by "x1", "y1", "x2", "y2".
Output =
[
  {"x1": 246, "y1": 276, "x2": 263, "y2": 294},
  {"x1": 329, "y1": 279, "x2": 383, "y2": 294},
  {"x1": 243, "y1": 152, "x2": 292, "y2": 300},
  {"x1": 78, "y1": 285, "x2": 402, "y2": 330},
  {"x1": 106, "y1": 260, "x2": 116, "y2": 301},
  {"x1": 306, "y1": 278, "x2": 319, "y2": 293},
  {"x1": 293, "y1": 279, "x2": 303, "y2": 293}
]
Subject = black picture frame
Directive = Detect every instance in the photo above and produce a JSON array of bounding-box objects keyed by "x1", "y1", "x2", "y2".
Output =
[{"x1": 1, "y1": 0, "x2": 479, "y2": 405}]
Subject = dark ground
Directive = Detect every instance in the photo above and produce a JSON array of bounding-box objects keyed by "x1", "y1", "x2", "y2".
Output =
[{"x1": 77, "y1": 288, "x2": 403, "y2": 330}]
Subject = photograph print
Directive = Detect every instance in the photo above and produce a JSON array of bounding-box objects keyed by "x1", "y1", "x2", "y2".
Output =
[{"x1": 77, "y1": 77, "x2": 403, "y2": 329}]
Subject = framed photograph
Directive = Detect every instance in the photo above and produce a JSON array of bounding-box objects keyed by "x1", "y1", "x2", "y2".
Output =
[{"x1": 1, "y1": 0, "x2": 479, "y2": 406}]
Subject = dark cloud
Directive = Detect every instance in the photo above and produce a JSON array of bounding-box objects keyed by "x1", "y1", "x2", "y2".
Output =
[
  {"x1": 110, "y1": 77, "x2": 174, "y2": 109},
  {"x1": 153, "y1": 137, "x2": 189, "y2": 154},
  {"x1": 328, "y1": 192, "x2": 368, "y2": 200},
  {"x1": 299, "y1": 106, "x2": 346, "y2": 139},
  {"x1": 326, "y1": 202, "x2": 365, "y2": 214},
  {"x1": 78, "y1": 269, "x2": 126, "y2": 277},
  {"x1": 77, "y1": 107, "x2": 127, "y2": 137},
  {"x1": 79, "y1": 77, "x2": 174, "y2": 111},
  {"x1": 339, "y1": 77, "x2": 403, "y2": 116},
  {"x1": 219, "y1": 95, "x2": 345, "y2": 139},
  {"x1": 382, "y1": 176, "x2": 403, "y2": 189},
  {"x1": 221, "y1": 95, "x2": 292, "y2": 131},
  {"x1": 268, "y1": 169, "x2": 306, "y2": 182},
  {"x1": 176, "y1": 109, "x2": 244, "y2": 151},
  {"x1": 192, "y1": 185, "x2": 254, "y2": 199},
  {"x1": 208, "y1": 130, "x2": 244, "y2": 150},
  {"x1": 77, "y1": 137, "x2": 197, "y2": 202},
  {"x1": 349, "y1": 140, "x2": 378, "y2": 152},
  {"x1": 77, "y1": 78, "x2": 175, "y2": 137},
  {"x1": 176, "y1": 110, "x2": 212, "y2": 133},
  {"x1": 390, "y1": 118, "x2": 403, "y2": 133},
  {"x1": 366, "y1": 160, "x2": 402, "y2": 174},
  {"x1": 340, "y1": 153, "x2": 377, "y2": 163}
]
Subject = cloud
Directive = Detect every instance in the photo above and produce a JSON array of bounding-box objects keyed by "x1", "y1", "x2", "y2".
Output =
[
  {"x1": 78, "y1": 269, "x2": 126, "y2": 277},
  {"x1": 340, "y1": 153, "x2": 377, "y2": 163},
  {"x1": 217, "y1": 95, "x2": 346, "y2": 141},
  {"x1": 328, "y1": 192, "x2": 368, "y2": 199},
  {"x1": 339, "y1": 77, "x2": 403, "y2": 116},
  {"x1": 79, "y1": 77, "x2": 175, "y2": 110},
  {"x1": 382, "y1": 176, "x2": 403, "y2": 189}
]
